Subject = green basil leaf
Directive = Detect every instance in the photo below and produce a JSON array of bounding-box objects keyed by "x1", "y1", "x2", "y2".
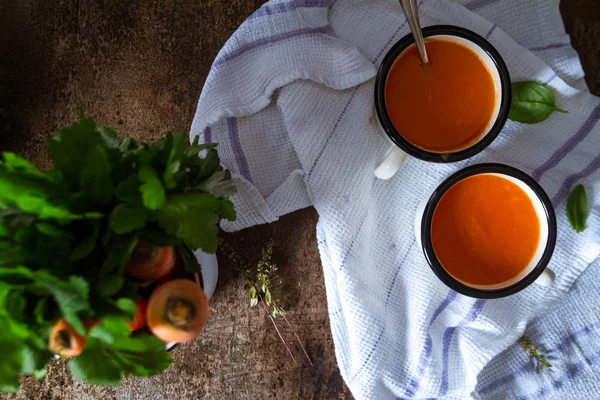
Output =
[
  {"x1": 566, "y1": 184, "x2": 588, "y2": 233},
  {"x1": 509, "y1": 81, "x2": 568, "y2": 124},
  {"x1": 139, "y1": 166, "x2": 166, "y2": 210}
]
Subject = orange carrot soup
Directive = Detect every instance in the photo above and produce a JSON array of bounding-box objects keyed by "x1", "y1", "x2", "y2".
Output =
[
  {"x1": 385, "y1": 38, "x2": 496, "y2": 153},
  {"x1": 430, "y1": 174, "x2": 540, "y2": 286}
]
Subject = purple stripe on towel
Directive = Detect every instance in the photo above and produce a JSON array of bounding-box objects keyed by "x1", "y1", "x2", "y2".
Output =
[
  {"x1": 530, "y1": 42, "x2": 572, "y2": 52},
  {"x1": 485, "y1": 24, "x2": 496, "y2": 40},
  {"x1": 552, "y1": 151, "x2": 600, "y2": 206},
  {"x1": 211, "y1": 25, "x2": 332, "y2": 71},
  {"x1": 544, "y1": 73, "x2": 558, "y2": 85},
  {"x1": 404, "y1": 290, "x2": 458, "y2": 398},
  {"x1": 515, "y1": 349, "x2": 600, "y2": 400},
  {"x1": 307, "y1": 0, "x2": 423, "y2": 179},
  {"x1": 203, "y1": 126, "x2": 212, "y2": 143},
  {"x1": 478, "y1": 322, "x2": 600, "y2": 395},
  {"x1": 464, "y1": 0, "x2": 498, "y2": 11},
  {"x1": 549, "y1": 322, "x2": 600, "y2": 355},
  {"x1": 227, "y1": 117, "x2": 253, "y2": 183},
  {"x1": 338, "y1": 209, "x2": 367, "y2": 270},
  {"x1": 440, "y1": 300, "x2": 486, "y2": 396},
  {"x1": 349, "y1": 328, "x2": 385, "y2": 383},
  {"x1": 372, "y1": 0, "x2": 424, "y2": 64},
  {"x1": 248, "y1": 0, "x2": 327, "y2": 20},
  {"x1": 531, "y1": 104, "x2": 600, "y2": 181},
  {"x1": 386, "y1": 240, "x2": 416, "y2": 305},
  {"x1": 478, "y1": 364, "x2": 531, "y2": 395},
  {"x1": 307, "y1": 86, "x2": 360, "y2": 180}
]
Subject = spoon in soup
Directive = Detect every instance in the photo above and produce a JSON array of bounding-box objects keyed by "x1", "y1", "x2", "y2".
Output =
[{"x1": 399, "y1": 0, "x2": 429, "y2": 64}]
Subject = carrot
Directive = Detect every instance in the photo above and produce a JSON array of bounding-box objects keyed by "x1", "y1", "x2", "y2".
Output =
[
  {"x1": 146, "y1": 279, "x2": 209, "y2": 343},
  {"x1": 125, "y1": 242, "x2": 176, "y2": 281},
  {"x1": 49, "y1": 319, "x2": 88, "y2": 357},
  {"x1": 126, "y1": 298, "x2": 148, "y2": 331}
]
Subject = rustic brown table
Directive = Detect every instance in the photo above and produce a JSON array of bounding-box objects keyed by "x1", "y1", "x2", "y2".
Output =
[{"x1": 1, "y1": 1, "x2": 598, "y2": 399}]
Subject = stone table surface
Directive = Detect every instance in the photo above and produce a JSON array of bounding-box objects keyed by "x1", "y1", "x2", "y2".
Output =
[{"x1": 0, "y1": 0, "x2": 598, "y2": 399}]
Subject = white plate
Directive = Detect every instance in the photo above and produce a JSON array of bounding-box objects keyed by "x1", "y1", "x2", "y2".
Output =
[{"x1": 195, "y1": 250, "x2": 218, "y2": 300}]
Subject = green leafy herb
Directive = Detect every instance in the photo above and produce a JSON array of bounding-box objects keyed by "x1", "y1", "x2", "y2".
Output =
[
  {"x1": 138, "y1": 166, "x2": 166, "y2": 210},
  {"x1": 69, "y1": 318, "x2": 171, "y2": 385},
  {"x1": 566, "y1": 184, "x2": 588, "y2": 233},
  {"x1": 110, "y1": 203, "x2": 147, "y2": 234},
  {"x1": 80, "y1": 145, "x2": 114, "y2": 205},
  {"x1": 509, "y1": 81, "x2": 568, "y2": 123},
  {"x1": 177, "y1": 244, "x2": 202, "y2": 274},
  {"x1": 518, "y1": 335, "x2": 552, "y2": 373},
  {"x1": 71, "y1": 221, "x2": 100, "y2": 261},
  {"x1": 93, "y1": 276, "x2": 125, "y2": 298},
  {"x1": 34, "y1": 272, "x2": 90, "y2": 334},
  {"x1": 0, "y1": 114, "x2": 236, "y2": 391}
]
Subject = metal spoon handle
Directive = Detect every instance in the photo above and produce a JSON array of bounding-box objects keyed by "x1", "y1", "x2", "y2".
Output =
[{"x1": 399, "y1": 0, "x2": 428, "y2": 64}]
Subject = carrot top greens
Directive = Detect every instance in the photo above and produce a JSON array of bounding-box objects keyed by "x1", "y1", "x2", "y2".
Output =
[{"x1": 0, "y1": 114, "x2": 235, "y2": 391}]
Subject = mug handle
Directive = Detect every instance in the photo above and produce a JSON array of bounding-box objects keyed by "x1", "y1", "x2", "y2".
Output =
[
  {"x1": 375, "y1": 145, "x2": 408, "y2": 180},
  {"x1": 534, "y1": 267, "x2": 555, "y2": 287}
]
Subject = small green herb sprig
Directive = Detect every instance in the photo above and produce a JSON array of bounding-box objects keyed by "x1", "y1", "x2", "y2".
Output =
[
  {"x1": 219, "y1": 239, "x2": 312, "y2": 365},
  {"x1": 243, "y1": 241, "x2": 285, "y2": 317},
  {"x1": 518, "y1": 335, "x2": 552, "y2": 373}
]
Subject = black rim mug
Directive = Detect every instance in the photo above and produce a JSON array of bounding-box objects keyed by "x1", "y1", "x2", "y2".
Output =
[
  {"x1": 414, "y1": 163, "x2": 557, "y2": 299},
  {"x1": 374, "y1": 25, "x2": 511, "y2": 179}
]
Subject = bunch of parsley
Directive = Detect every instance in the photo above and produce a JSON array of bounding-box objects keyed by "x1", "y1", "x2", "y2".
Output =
[{"x1": 0, "y1": 115, "x2": 236, "y2": 391}]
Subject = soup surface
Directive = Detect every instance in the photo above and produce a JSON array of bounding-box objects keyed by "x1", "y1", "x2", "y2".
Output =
[
  {"x1": 385, "y1": 38, "x2": 496, "y2": 153},
  {"x1": 431, "y1": 174, "x2": 540, "y2": 286}
]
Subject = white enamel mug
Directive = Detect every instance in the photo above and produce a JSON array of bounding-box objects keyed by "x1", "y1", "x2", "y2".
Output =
[
  {"x1": 415, "y1": 164, "x2": 557, "y2": 298},
  {"x1": 373, "y1": 25, "x2": 511, "y2": 179}
]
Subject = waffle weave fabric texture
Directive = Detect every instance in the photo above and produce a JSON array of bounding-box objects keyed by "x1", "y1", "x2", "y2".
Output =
[{"x1": 190, "y1": 0, "x2": 600, "y2": 398}]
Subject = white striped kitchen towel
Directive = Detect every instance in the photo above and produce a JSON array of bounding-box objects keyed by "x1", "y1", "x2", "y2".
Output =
[{"x1": 190, "y1": 0, "x2": 600, "y2": 398}]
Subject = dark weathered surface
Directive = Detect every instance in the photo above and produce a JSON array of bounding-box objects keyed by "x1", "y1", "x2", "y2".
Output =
[
  {"x1": 0, "y1": 0, "x2": 597, "y2": 399},
  {"x1": 561, "y1": 0, "x2": 600, "y2": 94}
]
